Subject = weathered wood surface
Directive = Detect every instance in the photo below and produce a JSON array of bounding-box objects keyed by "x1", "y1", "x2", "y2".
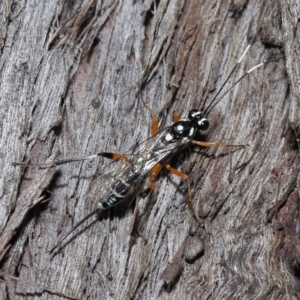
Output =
[{"x1": 0, "y1": 0, "x2": 299, "y2": 299}]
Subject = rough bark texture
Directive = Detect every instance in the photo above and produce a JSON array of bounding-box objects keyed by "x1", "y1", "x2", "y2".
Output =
[{"x1": 0, "y1": 0, "x2": 299, "y2": 299}]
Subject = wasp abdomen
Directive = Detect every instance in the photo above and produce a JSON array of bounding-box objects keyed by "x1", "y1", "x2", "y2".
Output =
[{"x1": 97, "y1": 172, "x2": 141, "y2": 209}]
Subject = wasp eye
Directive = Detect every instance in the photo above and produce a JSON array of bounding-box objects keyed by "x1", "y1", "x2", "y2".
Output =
[
  {"x1": 188, "y1": 109, "x2": 209, "y2": 131},
  {"x1": 198, "y1": 119, "x2": 209, "y2": 130}
]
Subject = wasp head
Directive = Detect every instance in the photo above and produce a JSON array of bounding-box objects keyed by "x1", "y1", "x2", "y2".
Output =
[{"x1": 188, "y1": 109, "x2": 209, "y2": 131}]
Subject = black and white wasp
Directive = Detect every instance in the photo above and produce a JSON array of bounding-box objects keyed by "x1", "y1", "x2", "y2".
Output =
[{"x1": 13, "y1": 45, "x2": 280, "y2": 253}]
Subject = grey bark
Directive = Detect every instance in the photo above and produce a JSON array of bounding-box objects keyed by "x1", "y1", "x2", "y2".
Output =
[{"x1": 0, "y1": 0, "x2": 299, "y2": 299}]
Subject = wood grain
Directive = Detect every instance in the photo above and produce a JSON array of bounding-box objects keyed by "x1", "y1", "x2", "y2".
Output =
[{"x1": 1, "y1": 0, "x2": 299, "y2": 299}]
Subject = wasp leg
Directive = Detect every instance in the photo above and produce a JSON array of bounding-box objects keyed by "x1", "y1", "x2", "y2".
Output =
[
  {"x1": 13, "y1": 152, "x2": 129, "y2": 167},
  {"x1": 151, "y1": 116, "x2": 159, "y2": 135},
  {"x1": 164, "y1": 163, "x2": 198, "y2": 222},
  {"x1": 145, "y1": 115, "x2": 164, "y2": 196},
  {"x1": 173, "y1": 111, "x2": 180, "y2": 122},
  {"x1": 151, "y1": 111, "x2": 181, "y2": 136},
  {"x1": 143, "y1": 111, "x2": 183, "y2": 197},
  {"x1": 144, "y1": 112, "x2": 182, "y2": 196},
  {"x1": 98, "y1": 152, "x2": 129, "y2": 161},
  {"x1": 140, "y1": 163, "x2": 163, "y2": 198},
  {"x1": 191, "y1": 140, "x2": 245, "y2": 148}
]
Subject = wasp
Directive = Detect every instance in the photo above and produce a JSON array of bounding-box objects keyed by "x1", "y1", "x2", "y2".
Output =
[{"x1": 13, "y1": 46, "x2": 280, "y2": 253}]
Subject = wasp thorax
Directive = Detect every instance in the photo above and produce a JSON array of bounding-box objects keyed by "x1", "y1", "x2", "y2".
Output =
[
  {"x1": 163, "y1": 120, "x2": 195, "y2": 144},
  {"x1": 173, "y1": 122, "x2": 194, "y2": 137},
  {"x1": 188, "y1": 109, "x2": 209, "y2": 131}
]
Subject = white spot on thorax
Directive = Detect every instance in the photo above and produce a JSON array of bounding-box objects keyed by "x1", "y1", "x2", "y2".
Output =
[
  {"x1": 165, "y1": 133, "x2": 173, "y2": 142},
  {"x1": 189, "y1": 127, "x2": 194, "y2": 136},
  {"x1": 177, "y1": 124, "x2": 184, "y2": 131}
]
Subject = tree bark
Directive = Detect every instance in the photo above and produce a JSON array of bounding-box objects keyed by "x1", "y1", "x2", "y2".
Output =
[{"x1": 1, "y1": 0, "x2": 299, "y2": 299}]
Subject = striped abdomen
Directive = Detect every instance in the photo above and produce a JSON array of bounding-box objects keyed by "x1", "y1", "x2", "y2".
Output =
[{"x1": 97, "y1": 168, "x2": 141, "y2": 210}]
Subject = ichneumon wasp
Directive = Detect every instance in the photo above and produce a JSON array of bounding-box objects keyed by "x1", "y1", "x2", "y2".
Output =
[{"x1": 13, "y1": 45, "x2": 281, "y2": 253}]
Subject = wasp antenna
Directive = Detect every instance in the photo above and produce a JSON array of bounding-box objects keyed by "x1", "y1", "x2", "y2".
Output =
[
  {"x1": 48, "y1": 209, "x2": 100, "y2": 254},
  {"x1": 237, "y1": 44, "x2": 250, "y2": 63},
  {"x1": 247, "y1": 62, "x2": 264, "y2": 73},
  {"x1": 202, "y1": 44, "x2": 251, "y2": 114},
  {"x1": 205, "y1": 56, "x2": 284, "y2": 115}
]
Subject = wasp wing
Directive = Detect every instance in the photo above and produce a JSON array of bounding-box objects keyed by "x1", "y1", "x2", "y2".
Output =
[{"x1": 87, "y1": 126, "x2": 185, "y2": 206}]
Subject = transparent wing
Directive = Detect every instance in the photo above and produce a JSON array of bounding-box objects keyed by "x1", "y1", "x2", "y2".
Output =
[
  {"x1": 86, "y1": 126, "x2": 185, "y2": 205},
  {"x1": 86, "y1": 158, "x2": 129, "y2": 200},
  {"x1": 125, "y1": 125, "x2": 176, "y2": 156}
]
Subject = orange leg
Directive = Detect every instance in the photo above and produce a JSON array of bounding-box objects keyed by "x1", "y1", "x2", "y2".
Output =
[
  {"x1": 143, "y1": 112, "x2": 182, "y2": 197},
  {"x1": 141, "y1": 163, "x2": 163, "y2": 197},
  {"x1": 164, "y1": 163, "x2": 198, "y2": 221},
  {"x1": 151, "y1": 111, "x2": 181, "y2": 136},
  {"x1": 145, "y1": 115, "x2": 163, "y2": 196},
  {"x1": 151, "y1": 116, "x2": 159, "y2": 136},
  {"x1": 191, "y1": 140, "x2": 245, "y2": 148},
  {"x1": 99, "y1": 152, "x2": 129, "y2": 161},
  {"x1": 173, "y1": 111, "x2": 181, "y2": 122}
]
